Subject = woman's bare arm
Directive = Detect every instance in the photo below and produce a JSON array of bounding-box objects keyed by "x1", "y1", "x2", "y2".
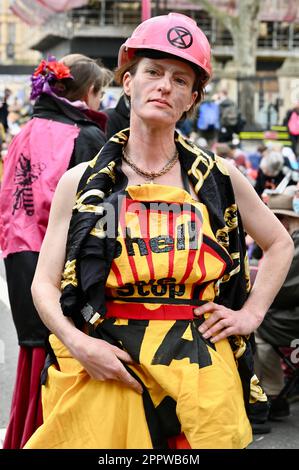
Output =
[
  {"x1": 195, "y1": 159, "x2": 294, "y2": 342},
  {"x1": 31, "y1": 163, "x2": 142, "y2": 393},
  {"x1": 31, "y1": 164, "x2": 87, "y2": 344}
]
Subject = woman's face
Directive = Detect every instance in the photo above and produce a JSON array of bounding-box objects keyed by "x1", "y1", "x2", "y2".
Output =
[
  {"x1": 123, "y1": 57, "x2": 198, "y2": 127},
  {"x1": 85, "y1": 85, "x2": 103, "y2": 111}
]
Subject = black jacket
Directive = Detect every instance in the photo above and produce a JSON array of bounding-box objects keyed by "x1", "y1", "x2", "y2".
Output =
[
  {"x1": 0, "y1": 101, "x2": 9, "y2": 131},
  {"x1": 104, "y1": 95, "x2": 130, "y2": 139},
  {"x1": 33, "y1": 93, "x2": 107, "y2": 166}
]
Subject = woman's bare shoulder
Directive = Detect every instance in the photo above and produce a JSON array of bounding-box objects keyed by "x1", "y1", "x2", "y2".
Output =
[
  {"x1": 61, "y1": 161, "x2": 90, "y2": 183},
  {"x1": 57, "y1": 162, "x2": 90, "y2": 192},
  {"x1": 50, "y1": 162, "x2": 91, "y2": 215}
]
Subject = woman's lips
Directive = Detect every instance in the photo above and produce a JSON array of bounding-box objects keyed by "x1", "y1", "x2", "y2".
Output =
[{"x1": 148, "y1": 99, "x2": 171, "y2": 108}]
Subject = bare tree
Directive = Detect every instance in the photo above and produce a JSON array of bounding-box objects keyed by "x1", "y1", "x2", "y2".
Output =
[{"x1": 192, "y1": 0, "x2": 261, "y2": 127}]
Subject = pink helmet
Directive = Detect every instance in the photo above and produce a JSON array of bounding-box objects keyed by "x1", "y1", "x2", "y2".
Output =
[{"x1": 118, "y1": 13, "x2": 212, "y2": 81}]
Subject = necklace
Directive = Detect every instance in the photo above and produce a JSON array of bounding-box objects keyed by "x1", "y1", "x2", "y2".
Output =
[{"x1": 122, "y1": 145, "x2": 179, "y2": 183}]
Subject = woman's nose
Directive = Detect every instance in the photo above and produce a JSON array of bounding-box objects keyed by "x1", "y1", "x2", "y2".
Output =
[{"x1": 157, "y1": 74, "x2": 172, "y2": 92}]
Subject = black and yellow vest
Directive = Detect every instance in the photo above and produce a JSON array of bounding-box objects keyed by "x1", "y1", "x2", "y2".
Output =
[{"x1": 60, "y1": 128, "x2": 268, "y2": 422}]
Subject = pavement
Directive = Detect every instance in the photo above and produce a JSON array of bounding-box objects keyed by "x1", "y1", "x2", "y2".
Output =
[
  {"x1": 0, "y1": 257, "x2": 298, "y2": 449},
  {"x1": 249, "y1": 401, "x2": 299, "y2": 449},
  {"x1": 0, "y1": 257, "x2": 18, "y2": 448}
]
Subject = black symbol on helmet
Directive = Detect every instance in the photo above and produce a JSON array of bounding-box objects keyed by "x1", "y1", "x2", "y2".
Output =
[{"x1": 167, "y1": 26, "x2": 193, "y2": 49}]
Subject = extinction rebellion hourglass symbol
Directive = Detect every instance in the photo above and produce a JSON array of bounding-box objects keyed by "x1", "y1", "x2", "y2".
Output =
[
  {"x1": 167, "y1": 26, "x2": 193, "y2": 49},
  {"x1": 12, "y1": 153, "x2": 46, "y2": 216}
]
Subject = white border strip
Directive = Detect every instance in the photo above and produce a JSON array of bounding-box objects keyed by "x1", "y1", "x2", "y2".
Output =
[
  {"x1": 0, "y1": 275, "x2": 10, "y2": 310},
  {"x1": 0, "y1": 428, "x2": 6, "y2": 449}
]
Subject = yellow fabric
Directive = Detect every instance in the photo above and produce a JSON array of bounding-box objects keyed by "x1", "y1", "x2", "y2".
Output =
[
  {"x1": 106, "y1": 184, "x2": 230, "y2": 306},
  {"x1": 25, "y1": 335, "x2": 152, "y2": 449},
  {"x1": 25, "y1": 330, "x2": 251, "y2": 449},
  {"x1": 25, "y1": 184, "x2": 252, "y2": 449}
]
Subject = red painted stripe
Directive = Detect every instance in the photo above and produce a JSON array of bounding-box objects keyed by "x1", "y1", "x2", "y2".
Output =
[
  {"x1": 110, "y1": 261, "x2": 123, "y2": 286},
  {"x1": 180, "y1": 207, "x2": 201, "y2": 284},
  {"x1": 118, "y1": 197, "x2": 139, "y2": 283},
  {"x1": 145, "y1": 206, "x2": 155, "y2": 280},
  {"x1": 106, "y1": 301, "x2": 195, "y2": 320},
  {"x1": 191, "y1": 240, "x2": 227, "y2": 300},
  {"x1": 167, "y1": 210, "x2": 175, "y2": 278}
]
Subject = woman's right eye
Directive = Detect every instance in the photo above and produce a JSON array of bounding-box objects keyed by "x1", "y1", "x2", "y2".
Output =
[{"x1": 146, "y1": 69, "x2": 159, "y2": 76}]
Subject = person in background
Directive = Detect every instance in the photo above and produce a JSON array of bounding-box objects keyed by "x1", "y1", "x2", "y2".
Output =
[
  {"x1": 282, "y1": 145, "x2": 298, "y2": 168},
  {"x1": 0, "y1": 88, "x2": 11, "y2": 158},
  {"x1": 248, "y1": 144, "x2": 267, "y2": 171},
  {"x1": 254, "y1": 185, "x2": 299, "y2": 431},
  {"x1": 104, "y1": 93, "x2": 130, "y2": 139},
  {"x1": 0, "y1": 53, "x2": 113, "y2": 449},
  {"x1": 176, "y1": 115, "x2": 194, "y2": 138},
  {"x1": 255, "y1": 147, "x2": 288, "y2": 196},
  {"x1": 283, "y1": 102, "x2": 299, "y2": 157},
  {"x1": 24, "y1": 13, "x2": 293, "y2": 449},
  {"x1": 195, "y1": 93, "x2": 220, "y2": 147},
  {"x1": 218, "y1": 89, "x2": 245, "y2": 143},
  {"x1": 229, "y1": 143, "x2": 248, "y2": 176},
  {"x1": 214, "y1": 142, "x2": 236, "y2": 166},
  {"x1": 0, "y1": 88, "x2": 12, "y2": 133}
]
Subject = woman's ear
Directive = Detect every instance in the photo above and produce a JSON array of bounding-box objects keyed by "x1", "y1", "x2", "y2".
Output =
[
  {"x1": 87, "y1": 83, "x2": 95, "y2": 98},
  {"x1": 83, "y1": 84, "x2": 98, "y2": 107},
  {"x1": 186, "y1": 91, "x2": 198, "y2": 111},
  {"x1": 123, "y1": 72, "x2": 132, "y2": 97}
]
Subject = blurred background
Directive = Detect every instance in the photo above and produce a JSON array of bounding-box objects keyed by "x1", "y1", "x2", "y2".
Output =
[{"x1": 0, "y1": 0, "x2": 299, "y2": 133}]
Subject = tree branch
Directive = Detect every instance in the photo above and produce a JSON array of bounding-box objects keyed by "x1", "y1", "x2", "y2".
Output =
[
  {"x1": 190, "y1": 0, "x2": 237, "y2": 31},
  {"x1": 238, "y1": 0, "x2": 261, "y2": 23},
  {"x1": 235, "y1": 0, "x2": 261, "y2": 37}
]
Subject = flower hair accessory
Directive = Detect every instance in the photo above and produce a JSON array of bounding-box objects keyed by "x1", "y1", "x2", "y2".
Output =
[{"x1": 30, "y1": 56, "x2": 73, "y2": 100}]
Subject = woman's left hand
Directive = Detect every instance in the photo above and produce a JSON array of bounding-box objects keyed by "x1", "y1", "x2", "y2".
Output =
[{"x1": 194, "y1": 302, "x2": 263, "y2": 343}]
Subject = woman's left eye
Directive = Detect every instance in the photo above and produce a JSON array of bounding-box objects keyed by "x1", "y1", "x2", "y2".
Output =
[
  {"x1": 147, "y1": 69, "x2": 159, "y2": 76},
  {"x1": 175, "y1": 77, "x2": 187, "y2": 85}
]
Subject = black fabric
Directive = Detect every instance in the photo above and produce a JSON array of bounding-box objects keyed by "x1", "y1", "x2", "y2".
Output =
[
  {"x1": 181, "y1": 166, "x2": 191, "y2": 193},
  {"x1": 4, "y1": 252, "x2": 49, "y2": 347},
  {"x1": 0, "y1": 101, "x2": 9, "y2": 131},
  {"x1": 33, "y1": 93, "x2": 107, "y2": 167},
  {"x1": 40, "y1": 340, "x2": 58, "y2": 386},
  {"x1": 104, "y1": 95, "x2": 130, "y2": 139}
]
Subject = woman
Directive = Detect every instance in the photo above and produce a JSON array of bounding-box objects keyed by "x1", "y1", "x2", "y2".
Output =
[
  {"x1": 25, "y1": 14, "x2": 293, "y2": 449},
  {"x1": 0, "y1": 53, "x2": 113, "y2": 449}
]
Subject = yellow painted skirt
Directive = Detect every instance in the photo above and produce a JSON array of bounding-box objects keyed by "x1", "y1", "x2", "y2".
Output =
[{"x1": 25, "y1": 319, "x2": 252, "y2": 449}]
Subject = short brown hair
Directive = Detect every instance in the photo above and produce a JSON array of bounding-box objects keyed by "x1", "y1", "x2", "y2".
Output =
[{"x1": 56, "y1": 54, "x2": 113, "y2": 101}]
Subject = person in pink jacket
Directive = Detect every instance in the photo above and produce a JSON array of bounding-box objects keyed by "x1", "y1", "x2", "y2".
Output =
[{"x1": 0, "y1": 53, "x2": 112, "y2": 449}]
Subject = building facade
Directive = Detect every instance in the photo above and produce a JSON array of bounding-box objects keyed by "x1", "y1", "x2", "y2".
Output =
[
  {"x1": 0, "y1": 0, "x2": 40, "y2": 65},
  {"x1": 8, "y1": 0, "x2": 299, "y2": 126}
]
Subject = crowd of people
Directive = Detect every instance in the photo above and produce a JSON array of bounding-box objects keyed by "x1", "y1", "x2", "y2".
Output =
[{"x1": 0, "y1": 11, "x2": 298, "y2": 450}]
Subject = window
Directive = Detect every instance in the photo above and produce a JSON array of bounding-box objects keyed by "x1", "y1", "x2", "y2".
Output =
[{"x1": 8, "y1": 23, "x2": 16, "y2": 44}]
